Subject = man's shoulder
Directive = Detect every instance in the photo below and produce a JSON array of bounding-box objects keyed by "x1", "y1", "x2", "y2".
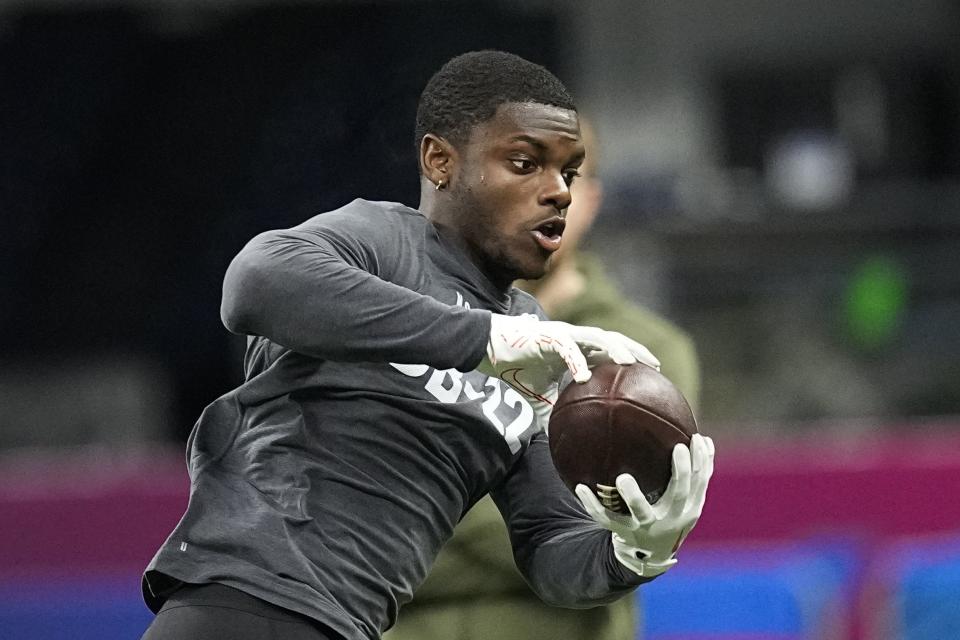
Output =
[
  {"x1": 306, "y1": 198, "x2": 424, "y2": 227},
  {"x1": 506, "y1": 286, "x2": 547, "y2": 319},
  {"x1": 291, "y1": 199, "x2": 428, "y2": 250}
]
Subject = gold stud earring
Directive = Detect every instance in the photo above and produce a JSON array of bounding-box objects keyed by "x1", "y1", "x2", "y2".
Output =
[{"x1": 435, "y1": 178, "x2": 446, "y2": 191}]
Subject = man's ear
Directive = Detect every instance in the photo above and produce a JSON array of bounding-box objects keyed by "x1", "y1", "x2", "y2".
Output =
[{"x1": 420, "y1": 134, "x2": 458, "y2": 187}]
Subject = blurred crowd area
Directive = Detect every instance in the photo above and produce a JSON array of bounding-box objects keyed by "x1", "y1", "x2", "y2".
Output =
[{"x1": 1, "y1": 0, "x2": 959, "y2": 450}]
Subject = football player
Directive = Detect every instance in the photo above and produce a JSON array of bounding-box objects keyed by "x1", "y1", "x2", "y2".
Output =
[{"x1": 141, "y1": 50, "x2": 714, "y2": 640}]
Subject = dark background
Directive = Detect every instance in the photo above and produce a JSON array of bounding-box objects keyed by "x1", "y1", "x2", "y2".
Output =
[{"x1": 1, "y1": 3, "x2": 565, "y2": 440}]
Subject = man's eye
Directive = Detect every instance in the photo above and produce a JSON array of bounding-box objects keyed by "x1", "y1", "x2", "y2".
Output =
[
  {"x1": 510, "y1": 158, "x2": 536, "y2": 171},
  {"x1": 563, "y1": 170, "x2": 581, "y2": 186}
]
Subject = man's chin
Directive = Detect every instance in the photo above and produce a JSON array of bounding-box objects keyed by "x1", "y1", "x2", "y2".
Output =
[
  {"x1": 494, "y1": 252, "x2": 550, "y2": 288},
  {"x1": 517, "y1": 260, "x2": 550, "y2": 282}
]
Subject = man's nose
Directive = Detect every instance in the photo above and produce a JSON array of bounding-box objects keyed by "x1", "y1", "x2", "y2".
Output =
[{"x1": 539, "y1": 172, "x2": 572, "y2": 212}]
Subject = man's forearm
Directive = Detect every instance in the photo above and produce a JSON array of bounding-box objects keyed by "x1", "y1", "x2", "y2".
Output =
[{"x1": 493, "y1": 435, "x2": 648, "y2": 609}]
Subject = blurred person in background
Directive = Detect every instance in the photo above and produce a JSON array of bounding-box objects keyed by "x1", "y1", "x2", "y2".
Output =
[
  {"x1": 386, "y1": 118, "x2": 701, "y2": 640},
  {"x1": 139, "y1": 51, "x2": 713, "y2": 640}
]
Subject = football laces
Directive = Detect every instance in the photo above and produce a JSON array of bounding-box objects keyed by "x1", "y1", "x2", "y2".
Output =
[{"x1": 595, "y1": 483, "x2": 624, "y2": 513}]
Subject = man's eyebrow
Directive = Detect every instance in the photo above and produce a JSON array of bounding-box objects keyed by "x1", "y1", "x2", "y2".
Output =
[{"x1": 507, "y1": 134, "x2": 549, "y2": 150}]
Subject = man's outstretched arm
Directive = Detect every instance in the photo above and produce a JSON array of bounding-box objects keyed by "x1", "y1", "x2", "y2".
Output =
[{"x1": 220, "y1": 216, "x2": 490, "y2": 371}]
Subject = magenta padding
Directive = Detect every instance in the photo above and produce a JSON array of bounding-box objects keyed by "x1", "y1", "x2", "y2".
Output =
[
  {"x1": 0, "y1": 446, "x2": 189, "y2": 576},
  {"x1": 3, "y1": 425, "x2": 960, "y2": 575},
  {"x1": 692, "y1": 426, "x2": 960, "y2": 545}
]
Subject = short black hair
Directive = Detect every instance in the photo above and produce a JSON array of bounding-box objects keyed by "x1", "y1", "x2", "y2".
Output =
[{"x1": 414, "y1": 50, "x2": 576, "y2": 154}]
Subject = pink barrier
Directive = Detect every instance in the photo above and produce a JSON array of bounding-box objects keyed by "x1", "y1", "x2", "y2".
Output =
[
  {"x1": 691, "y1": 427, "x2": 960, "y2": 545},
  {"x1": 0, "y1": 446, "x2": 188, "y2": 576},
  {"x1": 4, "y1": 428, "x2": 960, "y2": 573}
]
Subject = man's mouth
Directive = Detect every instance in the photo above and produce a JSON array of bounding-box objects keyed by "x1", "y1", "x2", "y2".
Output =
[{"x1": 531, "y1": 217, "x2": 566, "y2": 252}]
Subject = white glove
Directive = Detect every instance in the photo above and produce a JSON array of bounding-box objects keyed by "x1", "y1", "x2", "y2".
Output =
[
  {"x1": 576, "y1": 433, "x2": 715, "y2": 578},
  {"x1": 479, "y1": 313, "x2": 660, "y2": 423}
]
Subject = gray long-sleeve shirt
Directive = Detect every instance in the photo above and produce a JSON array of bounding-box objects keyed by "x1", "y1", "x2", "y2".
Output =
[{"x1": 142, "y1": 199, "x2": 644, "y2": 640}]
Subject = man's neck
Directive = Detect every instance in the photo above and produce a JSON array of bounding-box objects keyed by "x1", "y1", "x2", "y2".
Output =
[{"x1": 518, "y1": 256, "x2": 585, "y2": 317}]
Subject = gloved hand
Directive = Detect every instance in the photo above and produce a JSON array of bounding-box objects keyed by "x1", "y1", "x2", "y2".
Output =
[
  {"x1": 576, "y1": 433, "x2": 715, "y2": 578},
  {"x1": 479, "y1": 313, "x2": 660, "y2": 424}
]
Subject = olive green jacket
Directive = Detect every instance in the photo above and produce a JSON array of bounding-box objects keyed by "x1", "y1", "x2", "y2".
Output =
[{"x1": 385, "y1": 252, "x2": 700, "y2": 640}]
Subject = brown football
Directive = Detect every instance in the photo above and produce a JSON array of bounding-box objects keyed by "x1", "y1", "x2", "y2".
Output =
[{"x1": 548, "y1": 362, "x2": 698, "y2": 513}]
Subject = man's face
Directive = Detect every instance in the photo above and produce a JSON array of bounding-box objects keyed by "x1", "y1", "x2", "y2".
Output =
[{"x1": 447, "y1": 102, "x2": 584, "y2": 285}]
